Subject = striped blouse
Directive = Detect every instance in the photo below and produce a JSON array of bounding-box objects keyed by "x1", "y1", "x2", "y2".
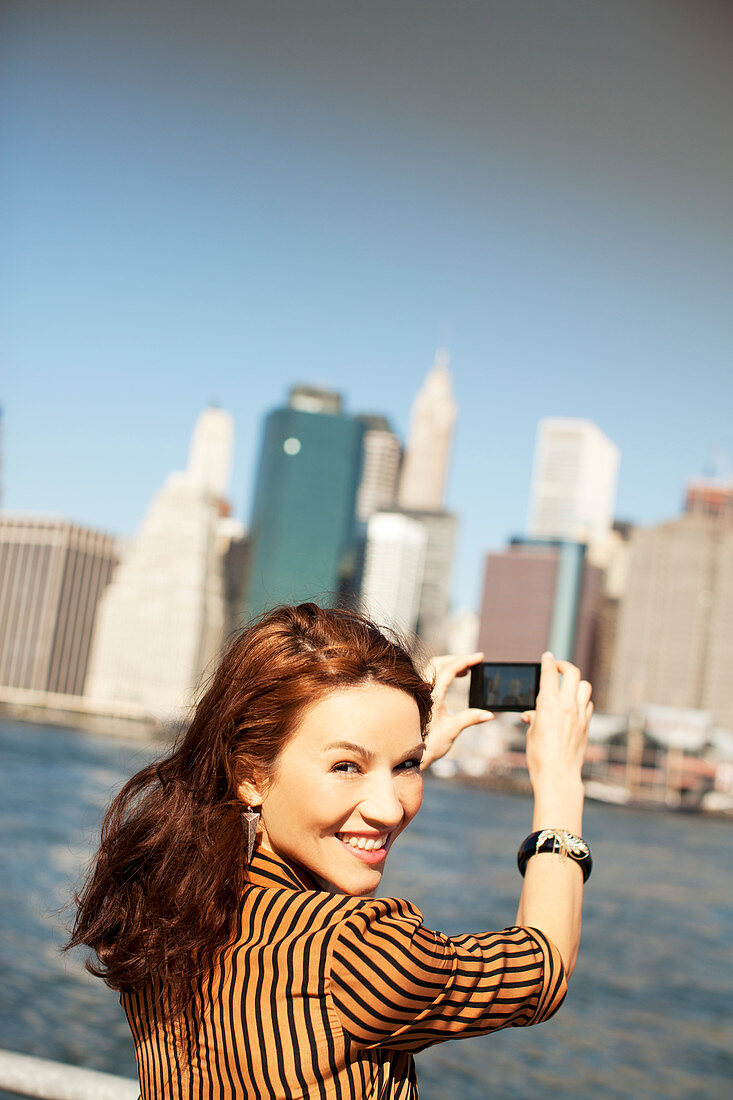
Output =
[{"x1": 122, "y1": 847, "x2": 567, "y2": 1099}]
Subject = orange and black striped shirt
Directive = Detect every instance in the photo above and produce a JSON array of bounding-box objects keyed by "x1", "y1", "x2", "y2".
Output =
[{"x1": 122, "y1": 847, "x2": 567, "y2": 1099}]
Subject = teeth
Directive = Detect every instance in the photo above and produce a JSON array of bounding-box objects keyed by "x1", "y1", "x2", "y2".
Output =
[{"x1": 338, "y1": 833, "x2": 387, "y2": 851}]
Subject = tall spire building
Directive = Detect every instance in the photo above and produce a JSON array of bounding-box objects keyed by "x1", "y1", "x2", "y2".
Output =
[
  {"x1": 187, "y1": 404, "x2": 234, "y2": 499},
  {"x1": 398, "y1": 350, "x2": 457, "y2": 511},
  {"x1": 358, "y1": 352, "x2": 459, "y2": 651}
]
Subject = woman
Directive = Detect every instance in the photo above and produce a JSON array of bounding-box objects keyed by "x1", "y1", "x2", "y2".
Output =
[{"x1": 69, "y1": 602, "x2": 592, "y2": 1099}]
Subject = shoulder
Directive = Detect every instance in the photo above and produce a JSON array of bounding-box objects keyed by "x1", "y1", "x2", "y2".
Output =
[
  {"x1": 334, "y1": 894, "x2": 425, "y2": 929},
  {"x1": 327, "y1": 895, "x2": 446, "y2": 986},
  {"x1": 328, "y1": 894, "x2": 430, "y2": 953},
  {"x1": 240, "y1": 883, "x2": 422, "y2": 943}
]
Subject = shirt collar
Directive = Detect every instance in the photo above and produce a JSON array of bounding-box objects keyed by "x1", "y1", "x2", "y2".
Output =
[{"x1": 246, "y1": 844, "x2": 320, "y2": 892}]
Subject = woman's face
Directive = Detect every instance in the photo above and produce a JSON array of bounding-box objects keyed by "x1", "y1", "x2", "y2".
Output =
[{"x1": 248, "y1": 683, "x2": 425, "y2": 896}]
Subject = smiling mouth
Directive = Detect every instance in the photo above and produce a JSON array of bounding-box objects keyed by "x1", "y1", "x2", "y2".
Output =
[{"x1": 335, "y1": 832, "x2": 391, "y2": 863}]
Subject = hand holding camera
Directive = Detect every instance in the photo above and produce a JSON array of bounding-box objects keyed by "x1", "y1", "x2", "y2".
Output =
[
  {"x1": 422, "y1": 652, "x2": 495, "y2": 769},
  {"x1": 524, "y1": 652, "x2": 593, "y2": 764},
  {"x1": 426, "y1": 654, "x2": 592, "y2": 796}
]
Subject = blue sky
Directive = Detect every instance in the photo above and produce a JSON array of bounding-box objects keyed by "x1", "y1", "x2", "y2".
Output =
[{"x1": 3, "y1": 1, "x2": 732, "y2": 609}]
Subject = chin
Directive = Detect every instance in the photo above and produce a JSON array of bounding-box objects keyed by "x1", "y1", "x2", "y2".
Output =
[
  {"x1": 315, "y1": 865, "x2": 383, "y2": 897},
  {"x1": 347, "y1": 873, "x2": 382, "y2": 898}
]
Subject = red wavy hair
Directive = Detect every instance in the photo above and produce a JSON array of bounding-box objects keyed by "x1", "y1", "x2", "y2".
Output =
[{"x1": 67, "y1": 603, "x2": 433, "y2": 1015}]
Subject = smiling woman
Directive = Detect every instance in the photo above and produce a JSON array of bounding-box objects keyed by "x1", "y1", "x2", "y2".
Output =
[
  {"x1": 68, "y1": 603, "x2": 592, "y2": 1099},
  {"x1": 240, "y1": 684, "x2": 425, "y2": 897}
]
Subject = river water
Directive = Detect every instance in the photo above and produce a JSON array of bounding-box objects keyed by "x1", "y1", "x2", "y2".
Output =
[{"x1": 0, "y1": 719, "x2": 731, "y2": 1099}]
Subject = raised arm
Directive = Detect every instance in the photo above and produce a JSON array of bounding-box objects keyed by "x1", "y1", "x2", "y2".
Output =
[
  {"x1": 422, "y1": 649, "x2": 591, "y2": 978},
  {"x1": 514, "y1": 653, "x2": 592, "y2": 977}
]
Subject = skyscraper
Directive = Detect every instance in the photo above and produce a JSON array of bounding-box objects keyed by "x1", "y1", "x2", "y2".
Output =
[
  {"x1": 86, "y1": 407, "x2": 233, "y2": 718},
  {"x1": 401, "y1": 507, "x2": 457, "y2": 649},
  {"x1": 359, "y1": 511, "x2": 427, "y2": 635},
  {"x1": 388, "y1": 352, "x2": 459, "y2": 651},
  {"x1": 398, "y1": 350, "x2": 457, "y2": 512},
  {"x1": 242, "y1": 387, "x2": 365, "y2": 618},
  {"x1": 187, "y1": 403, "x2": 234, "y2": 498},
  {"x1": 477, "y1": 538, "x2": 603, "y2": 674},
  {"x1": 0, "y1": 404, "x2": 4, "y2": 509},
  {"x1": 354, "y1": 415, "x2": 402, "y2": 523},
  {"x1": 685, "y1": 478, "x2": 733, "y2": 519},
  {"x1": 528, "y1": 418, "x2": 619, "y2": 549},
  {"x1": 608, "y1": 506, "x2": 733, "y2": 728},
  {"x1": 0, "y1": 516, "x2": 118, "y2": 696}
]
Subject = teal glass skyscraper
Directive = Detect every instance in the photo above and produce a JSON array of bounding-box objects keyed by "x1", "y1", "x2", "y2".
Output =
[{"x1": 242, "y1": 387, "x2": 366, "y2": 619}]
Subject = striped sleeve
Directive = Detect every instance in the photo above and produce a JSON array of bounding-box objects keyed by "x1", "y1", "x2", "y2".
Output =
[{"x1": 327, "y1": 897, "x2": 567, "y2": 1052}]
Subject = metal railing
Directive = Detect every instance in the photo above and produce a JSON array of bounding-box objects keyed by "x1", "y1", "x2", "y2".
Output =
[{"x1": 0, "y1": 1049, "x2": 138, "y2": 1100}]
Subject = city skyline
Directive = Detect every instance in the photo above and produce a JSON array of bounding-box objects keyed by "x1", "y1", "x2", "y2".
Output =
[
  {"x1": 4, "y1": 1, "x2": 733, "y2": 610},
  {"x1": 1, "y1": 382, "x2": 727, "y2": 615}
]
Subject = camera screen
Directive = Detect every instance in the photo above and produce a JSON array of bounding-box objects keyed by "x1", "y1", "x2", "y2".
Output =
[{"x1": 470, "y1": 662, "x2": 540, "y2": 711}]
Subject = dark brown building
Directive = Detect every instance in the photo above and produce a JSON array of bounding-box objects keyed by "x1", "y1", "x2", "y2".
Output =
[{"x1": 477, "y1": 539, "x2": 603, "y2": 680}]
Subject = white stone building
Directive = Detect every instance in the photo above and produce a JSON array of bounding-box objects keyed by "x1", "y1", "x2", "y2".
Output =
[
  {"x1": 528, "y1": 418, "x2": 619, "y2": 550},
  {"x1": 85, "y1": 408, "x2": 234, "y2": 718},
  {"x1": 355, "y1": 416, "x2": 402, "y2": 523},
  {"x1": 360, "y1": 512, "x2": 427, "y2": 636},
  {"x1": 608, "y1": 511, "x2": 733, "y2": 729},
  {"x1": 398, "y1": 350, "x2": 457, "y2": 512}
]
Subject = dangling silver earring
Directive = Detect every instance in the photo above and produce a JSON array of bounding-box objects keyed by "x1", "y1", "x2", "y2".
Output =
[{"x1": 243, "y1": 806, "x2": 260, "y2": 863}]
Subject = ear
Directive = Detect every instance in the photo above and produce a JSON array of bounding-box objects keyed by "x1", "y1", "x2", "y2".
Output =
[{"x1": 237, "y1": 777, "x2": 268, "y2": 807}]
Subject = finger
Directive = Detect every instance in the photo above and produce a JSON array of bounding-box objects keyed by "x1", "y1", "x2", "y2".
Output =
[
  {"x1": 578, "y1": 680, "x2": 592, "y2": 708},
  {"x1": 433, "y1": 653, "x2": 484, "y2": 693},
  {"x1": 446, "y1": 652, "x2": 484, "y2": 677},
  {"x1": 520, "y1": 711, "x2": 534, "y2": 724},
  {"x1": 431, "y1": 651, "x2": 482, "y2": 673},
  {"x1": 585, "y1": 700, "x2": 594, "y2": 724},
  {"x1": 537, "y1": 651, "x2": 559, "y2": 695},
  {"x1": 458, "y1": 707, "x2": 494, "y2": 727},
  {"x1": 444, "y1": 708, "x2": 494, "y2": 741},
  {"x1": 556, "y1": 659, "x2": 580, "y2": 699}
]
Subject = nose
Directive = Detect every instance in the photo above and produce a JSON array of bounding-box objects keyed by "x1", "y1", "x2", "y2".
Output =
[{"x1": 359, "y1": 770, "x2": 405, "y2": 830}]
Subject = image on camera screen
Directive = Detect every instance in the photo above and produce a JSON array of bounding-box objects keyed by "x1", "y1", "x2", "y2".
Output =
[{"x1": 481, "y1": 664, "x2": 538, "y2": 709}]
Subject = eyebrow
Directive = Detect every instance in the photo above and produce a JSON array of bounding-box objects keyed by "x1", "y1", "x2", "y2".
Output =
[{"x1": 324, "y1": 741, "x2": 425, "y2": 761}]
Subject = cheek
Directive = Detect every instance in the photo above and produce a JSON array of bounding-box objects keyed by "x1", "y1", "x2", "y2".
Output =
[
  {"x1": 269, "y1": 769, "x2": 352, "y2": 827},
  {"x1": 262, "y1": 763, "x2": 322, "y2": 824},
  {"x1": 401, "y1": 776, "x2": 423, "y2": 824}
]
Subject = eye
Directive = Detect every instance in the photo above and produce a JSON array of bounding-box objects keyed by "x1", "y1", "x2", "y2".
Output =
[
  {"x1": 331, "y1": 760, "x2": 362, "y2": 775},
  {"x1": 396, "y1": 757, "x2": 422, "y2": 772}
]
